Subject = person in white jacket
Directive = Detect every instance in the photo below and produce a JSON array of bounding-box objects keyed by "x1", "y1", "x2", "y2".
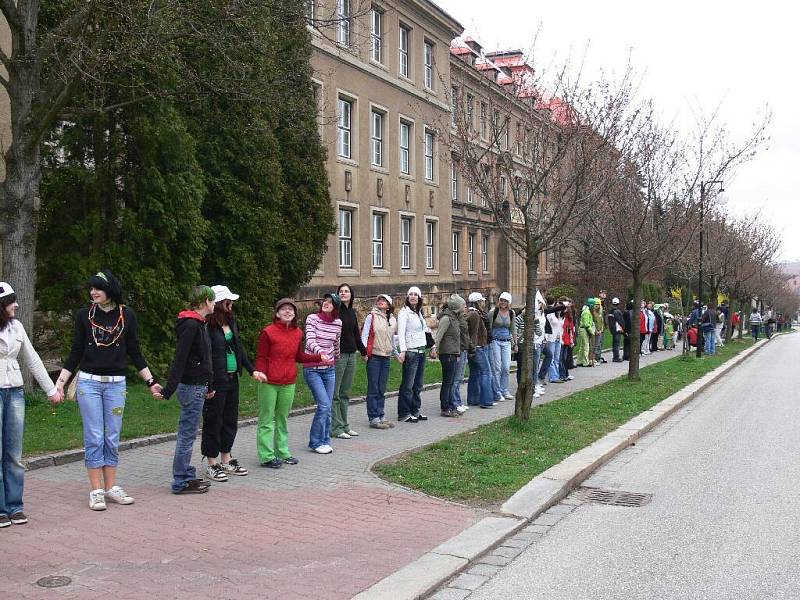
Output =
[
  {"x1": 396, "y1": 287, "x2": 430, "y2": 423},
  {"x1": 0, "y1": 283, "x2": 63, "y2": 529}
]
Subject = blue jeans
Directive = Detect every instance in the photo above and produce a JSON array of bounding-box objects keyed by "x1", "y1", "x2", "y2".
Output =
[
  {"x1": 305, "y1": 367, "x2": 336, "y2": 449},
  {"x1": 172, "y1": 383, "x2": 206, "y2": 493},
  {"x1": 451, "y1": 351, "x2": 468, "y2": 407},
  {"x1": 751, "y1": 324, "x2": 760, "y2": 340},
  {"x1": 490, "y1": 339, "x2": 512, "y2": 398},
  {"x1": 467, "y1": 346, "x2": 494, "y2": 407},
  {"x1": 398, "y1": 351, "x2": 426, "y2": 419},
  {"x1": 366, "y1": 355, "x2": 391, "y2": 422},
  {"x1": 538, "y1": 341, "x2": 553, "y2": 383},
  {"x1": 703, "y1": 326, "x2": 716, "y2": 355},
  {"x1": 0, "y1": 387, "x2": 25, "y2": 516},
  {"x1": 76, "y1": 378, "x2": 126, "y2": 469},
  {"x1": 548, "y1": 340, "x2": 562, "y2": 382}
]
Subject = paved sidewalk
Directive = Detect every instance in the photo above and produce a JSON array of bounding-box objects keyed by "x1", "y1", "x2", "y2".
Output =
[{"x1": 6, "y1": 351, "x2": 676, "y2": 599}]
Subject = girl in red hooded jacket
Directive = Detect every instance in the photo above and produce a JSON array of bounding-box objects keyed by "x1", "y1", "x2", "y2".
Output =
[{"x1": 255, "y1": 298, "x2": 328, "y2": 469}]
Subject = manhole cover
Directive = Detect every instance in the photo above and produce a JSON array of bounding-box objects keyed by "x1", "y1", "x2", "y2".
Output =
[
  {"x1": 36, "y1": 575, "x2": 72, "y2": 588},
  {"x1": 574, "y1": 486, "x2": 652, "y2": 507}
]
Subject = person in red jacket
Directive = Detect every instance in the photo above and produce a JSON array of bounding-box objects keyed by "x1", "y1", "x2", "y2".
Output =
[{"x1": 255, "y1": 298, "x2": 329, "y2": 469}]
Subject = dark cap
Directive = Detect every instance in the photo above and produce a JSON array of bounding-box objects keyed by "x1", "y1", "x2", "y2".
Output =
[
  {"x1": 323, "y1": 292, "x2": 342, "y2": 309},
  {"x1": 275, "y1": 297, "x2": 298, "y2": 313}
]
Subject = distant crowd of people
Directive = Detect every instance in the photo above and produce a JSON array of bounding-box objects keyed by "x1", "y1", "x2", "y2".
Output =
[{"x1": 1, "y1": 271, "x2": 793, "y2": 525}]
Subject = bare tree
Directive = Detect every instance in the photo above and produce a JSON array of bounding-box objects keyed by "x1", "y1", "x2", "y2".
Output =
[{"x1": 446, "y1": 44, "x2": 639, "y2": 419}]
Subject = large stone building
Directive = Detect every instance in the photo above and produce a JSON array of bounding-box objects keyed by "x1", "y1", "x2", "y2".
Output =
[{"x1": 301, "y1": 0, "x2": 556, "y2": 308}]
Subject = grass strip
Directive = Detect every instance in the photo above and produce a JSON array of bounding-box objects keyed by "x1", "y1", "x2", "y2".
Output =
[
  {"x1": 374, "y1": 339, "x2": 755, "y2": 507},
  {"x1": 23, "y1": 359, "x2": 444, "y2": 457}
]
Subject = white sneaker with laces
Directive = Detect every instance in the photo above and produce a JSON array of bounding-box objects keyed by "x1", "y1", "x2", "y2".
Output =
[
  {"x1": 89, "y1": 488, "x2": 107, "y2": 511},
  {"x1": 455, "y1": 405, "x2": 467, "y2": 414},
  {"x1": 504, "y1": 394, "x2": 515, "y2": 400},
  {"x1": 567, "y1": 375, "x2": 574, "y2": 380},
  {"x1": 206, "y1": 463, "x2": 229, "y2": 482},
  {"x1": 105, "y1": 485, "x2": 135, "y2": 505},
  {"x1": 347, "y1": 430, "x2": 360, "y2": 437},
  {"x1": 313, "y1": 445, "x2": 333, "y2": 454},
  {"x1": 336, "y1": 432, "x2": 352, "y2": 439}
]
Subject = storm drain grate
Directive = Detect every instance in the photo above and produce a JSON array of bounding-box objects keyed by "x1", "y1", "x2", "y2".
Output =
[{"x1": 574, "y1": 486, "x2": 652, "y2": 507}]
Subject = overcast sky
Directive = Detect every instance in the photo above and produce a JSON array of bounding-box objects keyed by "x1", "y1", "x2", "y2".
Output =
[{"x1": 435, "y1": 0, "x2": 798, "y2": 262}]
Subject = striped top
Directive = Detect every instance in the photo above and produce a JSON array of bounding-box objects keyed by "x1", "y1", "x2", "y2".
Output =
[{"x1": 303, "y1": 313, "x2": 342, "y2": 368}]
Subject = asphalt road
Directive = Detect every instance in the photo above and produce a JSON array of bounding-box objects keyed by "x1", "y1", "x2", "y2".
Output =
[{"x1": 468, "y1": 333, "x2": 800, "y2": 600}]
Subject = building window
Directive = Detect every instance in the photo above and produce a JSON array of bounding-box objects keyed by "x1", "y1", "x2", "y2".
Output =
[
  {"x1": 399, "y1": 120, "x2": 411, "y2": 174},
  {"x1": 399, "y1": 25, "x2": 410, "y2": 78},
  {"x1": 482, "y1": 234, "x2": 489, "y2": 272},
  {"x1": 467, "y1": 184, "x2": 475, "y2": 204},
  {"x1": 338, "y1": 208, "x2": 352, "y2": 268},
  {"x1": 337, "y1": 0, "x2": 351, "y2": 46},
  {"x1": 337, "y1": 97, "x2": 352, "y2": 159},
  {"x1": 424, "y1": 129, "x2": 435, "y2": 181},
  {"x1": 466, "y1": 94, "x2": 474, "y2": 131},
  {"x1": 372, "y1": 212, "x2": 384, "y2": 269},
  {"x1": 451, "y1": 160, "x2": 459, "y2": 200},
  {"x1": 500, "y1": 175, "x2": 507, "y2": 199},
  {"x1": 452, "y1": 231, "x2": 460, "y2": 273},
  {"x1": 426, "y1": 221, "x2": 436, "y2": 270},
  {"x1": 306, "y1": 0, "x2": 314, "y2": 22},
  {"x1": 504, "y1": 117, "x2": 510, "y2": 150},
  {"x1": 400, "y1": 216, "x2": 412, "y2": 270},
  {"x1": 424, "y1": 41, "x2": 434, "y2": 89},
  {"x1": 480, "y1": 102, "x2": 488, "y2": 139},
  {"x1": 468, "y1": 232, "x2": 475, "y2": 272},
  {"x1": 370, "y1": 7, "x2": 383, "y2": 63},
  {"x1": 371, "y1": 110, "x2": 384, "y2": 167},
  {"x1": 451, "y1": 86, "x2": 458, "y2": 128}
]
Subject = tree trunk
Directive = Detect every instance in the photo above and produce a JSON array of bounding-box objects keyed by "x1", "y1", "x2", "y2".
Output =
[
  {"x1": 514, "y1": 251, "x2": 538, "y2": 421},
  {"x1": 627, "y1": 272, "x2": 643, "y2": 381}
]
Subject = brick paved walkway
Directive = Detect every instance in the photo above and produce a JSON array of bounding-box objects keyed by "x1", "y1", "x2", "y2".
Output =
[{"x1": 5, "y1": 351, "x2": 676, "y2": 599}]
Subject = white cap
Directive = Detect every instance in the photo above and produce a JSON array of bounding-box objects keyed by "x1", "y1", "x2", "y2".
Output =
[
  {"x1": 212, "y1": 285, "x2": 240, "y2": 302},
  {"x1": 0, "y1": 282, "x2": 14, "y2": 298},
  {"x1": 612, "y1": 297, "x2": 620, "y2": 305},
  {"x1": 407, "y1": 286, "x2": 422, "y2": 298},
  {"x1": 499, "y1": 291, "x2": 512, "y2": 303},
  {"x1": 468, "y1": 292, "x2": 485, "y2": 302},
  {"x1": 378, "y1": 293, "x2": 394, "y2": 305}
]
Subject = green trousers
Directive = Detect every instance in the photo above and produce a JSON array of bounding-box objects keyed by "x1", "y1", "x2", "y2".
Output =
[
  {"x1": 576, "y1": 328, "x2": 592, "y2": 366},
  {"x1": 332, "y1": 352, "x2": 358, "y2": 436},
  {"x1": 257, "y1": 383, "x2": 295, "y2": 463}
]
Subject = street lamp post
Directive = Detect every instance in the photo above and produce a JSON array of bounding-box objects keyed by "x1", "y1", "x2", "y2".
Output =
[{"x1": 697, "y1": 180, "x2": 724, "y2": 358}]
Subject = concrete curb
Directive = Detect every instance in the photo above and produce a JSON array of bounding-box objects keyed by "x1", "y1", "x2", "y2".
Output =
[
  {"x1": 22, "y1": 378, "x2": 453, "y2": 471},
  {"x1": 353, "y1": 336, "x2": 775, "y2": 600}
]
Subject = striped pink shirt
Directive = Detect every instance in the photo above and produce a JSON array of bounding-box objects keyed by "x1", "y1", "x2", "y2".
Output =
[{"x1": 303, "y1": 313, "x2": 341, "y2": 368}]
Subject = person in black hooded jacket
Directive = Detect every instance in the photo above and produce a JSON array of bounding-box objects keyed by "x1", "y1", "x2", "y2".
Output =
[{"x1": 158, "y1": 286, "x2": 215, "y2": 495}]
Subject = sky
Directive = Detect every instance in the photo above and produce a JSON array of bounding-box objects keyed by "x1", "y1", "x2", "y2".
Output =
[{"x1": 435, "y1": 0, "x2": 799, "y2": 262}]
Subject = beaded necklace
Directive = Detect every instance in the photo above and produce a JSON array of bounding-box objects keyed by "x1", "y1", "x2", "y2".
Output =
[{"x1": 88, "y1": 303, "x2": 126, "y2": 347}]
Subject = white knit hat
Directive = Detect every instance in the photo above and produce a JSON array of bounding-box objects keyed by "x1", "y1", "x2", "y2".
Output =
[
  {"x1": 377, "y1": 293, "x2": 394, "y2": 306},
  {"x1": 407, "y1": 286, "x2": 422, "y2": 298},
  {"x1": 468, "y1": 292, "x2": 485, "y2": 302},
  {"x1": 499, "y1": 291, "x2": 512, "y2": 303}
]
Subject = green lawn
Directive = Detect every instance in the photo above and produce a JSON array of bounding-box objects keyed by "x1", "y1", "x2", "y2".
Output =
[
  {"x1": 374, "y1": 339, "x2": 754, "y2": 507},
  {"x1": 23, "y1": 359, "x2": 444, "y2": 457}
]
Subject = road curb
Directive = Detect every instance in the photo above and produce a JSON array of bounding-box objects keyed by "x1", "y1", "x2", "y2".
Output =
[{"x1": 354, "y1": 336, "x2": 775, "y2": 600}]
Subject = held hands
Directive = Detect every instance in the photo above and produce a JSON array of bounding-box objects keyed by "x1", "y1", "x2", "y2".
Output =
[
  {"x1": 252, "y1": 371, "x2": 267, "y2": 383},
  {"x1": 319, "y1": 354, "x2": 333, "y2": 364},
  {"x1": 398, "y1": 351, "x2": 406, "y2": 364},
  {"x1": 206, "y1": 390, "x2": 216, "y2": 400},
  {"x1": 48, "y1": 389, "x2": 64, "y2": 404}
]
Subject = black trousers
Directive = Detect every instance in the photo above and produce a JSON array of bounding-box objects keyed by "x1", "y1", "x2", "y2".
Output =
[
  {"x1": 201, "y1": 374, "x2": 240, "y2": 458},
  {"x1": 612, "y1": 331, "x2": 622, "y2": 360},
  {"x1": 622, "y1": 333, "x2": 630, "y2": 360},
  {"x1": 439, "y1": 354, "x2": 459, "y2": 411},
  {"x1": 650, "y1": 330, "x2": 659, "y2": 352}
]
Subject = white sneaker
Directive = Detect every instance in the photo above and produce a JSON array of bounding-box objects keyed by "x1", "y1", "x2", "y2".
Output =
[
  {"x1": 504, "y1": 394, "x2": 515, "y2": 400},
  {"x1": 567, "y1": 375, "x2": 574, "y2": 380},
  {"x1": 533, "y1": 391, "x2": 541, "y2": 398},
  {"x1": 336, "y1": 432, "x2": 352, "y2": 439},
  {"x1": 455, "y1": 405, "x2": 467, "y2": 414},
  {"x1": 347, "y1": 430, "x2": 360, "y2": 437},
  {"x1": 89, "y1": 489, "x2": 106, "y2": 511},
  {"x1": 313, "y1": 445, "x2": 333, "y2": 454},
  {"x1": 496, "y1": 396, "x2": 505, "y2": 402},
  {"x1": 105, "y1": 485, "x2": 135, "y2": 505}
]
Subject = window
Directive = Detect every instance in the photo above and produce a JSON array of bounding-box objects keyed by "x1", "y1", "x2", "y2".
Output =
[
  {"x1": 424, "y1": 41, "x2": 434, "y2": 89},
  {"x1": 337, "y1": 98, "x2": 352, "y2": 158},
  {"x1": 451, "y1": 160, "x2": 459, "y2": 200},
  {"x1": 425, "y1": 221, "x2": 436, "y2": 269},
  {"x1": 492, "y1": 109, "x2": 500, "y2": 143},
  {"x1": 400, "y1": 216, "x2": 412, "y2": 270},
  {"x1": 467, "y1": 184, "x2": 475, "y2": 204},
  {"x1": 338, "y1": 209, "x2": 352, "y2": 268},
  {"x1": 370, "y1": 7, "x2": 383, "y2": 63},
  {"x1": 466, "y1": 94, "x2": 474, "y2": 131},
  {"x1": 515, "y1": 121, "x2": 522, "y2": 154},
  {"x1": 337, "y1": 0, "x2": 351, "y2": 46},
  {"x1": 424, "y1": 129, "x2": 435, "y2": 181},
  {"x1": 399, "y1": 25, "x2": 410, "y2": 77},
  {"x1": 371, "y1": 110, "x2": 384, "y2": 167},
  {"x1": 451, "y1": 86, "x2": 458, "y2": 128},
  {"x1": 452, "y1": 231, "x2": 460, "y2": 272},
  {"x1": 399, "y1": 120, "x2": 411, "y2": 174},
  {"x1": 482, "y1": 234, "x2": 489, "y2": 272},
  {"x1": 306, "y1": 0, "x2": 314, "y2": 22},
  {"x1": 504, "y1": 117, "x2": 510, "y2": 150},
  {"x1": 480, "y1": 102, "x2": 488, "y2": 138},
  {"x1": 468, "y1": 232, "x2": 475, "y2": 272},
  {"x1": 500, "y1": 175, "x2": 507, "y2": 199},
  {"x1": 372, "y1": 213, "x2": 384, "y2": 269}
]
